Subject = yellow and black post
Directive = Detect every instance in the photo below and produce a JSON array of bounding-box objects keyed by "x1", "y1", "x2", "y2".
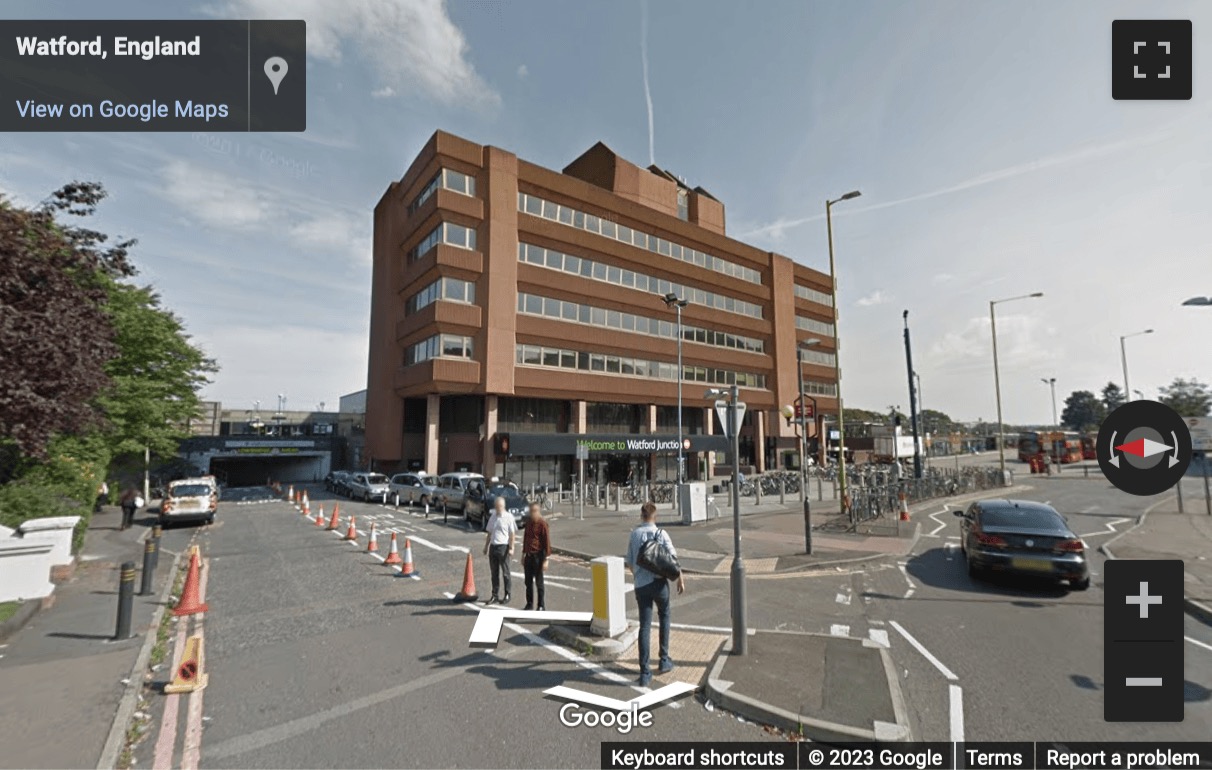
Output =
[
  {"x1": 115, "y1": 561, "x2": 135, "y2": 640},
  {"x1": 140, "y1": 538, "x2": 157, "y2": 596}
]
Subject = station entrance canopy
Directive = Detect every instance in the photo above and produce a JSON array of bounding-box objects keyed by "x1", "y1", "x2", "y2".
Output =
[{"x1": 499, "y1": 432, "x2": 729, "y2": 457}]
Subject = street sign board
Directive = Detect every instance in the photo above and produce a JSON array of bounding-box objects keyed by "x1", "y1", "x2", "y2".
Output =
[
  {"x1": 575, "y1": 444, "x2": 588, "y2": 460},
  {"x1": 714, "y1": 400, "x2": 747, "y2": 438},
  {"x1": 1188, "y1": 416, "x2": 1211, "y2": 452},
  {"x1": 793, "y1": 401, "x2": 815, "y2": 419}
]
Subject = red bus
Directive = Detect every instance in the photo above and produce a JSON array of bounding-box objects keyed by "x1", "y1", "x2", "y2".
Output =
[
  {"x1": 1018, "y1": 431, "x2": 1083, "y2": 463},
  {"x1": 1080, "y1": 435, "x2": 1097, "y2": 460}
]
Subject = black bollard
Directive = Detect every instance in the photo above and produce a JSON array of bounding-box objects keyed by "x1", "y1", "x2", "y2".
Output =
[
  {"x1": 115, "y1": 561, "x2": 136, "y2": 640},
  {"x1": 150, "y1": 525, "x2": 163, "y2": 571},
  {"x1": 804, "y1": 498, "x2": 813, "y2": 555},
  {"x1": 140, "y1": 539, "x2": 157, "y2": 596}
]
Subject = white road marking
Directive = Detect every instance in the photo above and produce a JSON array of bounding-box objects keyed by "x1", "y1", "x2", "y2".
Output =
[
  {"x1": 830, "y1": 624, "x2": 850, "y2": 637},
  {"x1": 897, "y1": 562, "x2": 915, "y2": 589},
  {"x1": 949, "y1": 684, "x2": 965, "y2": 743},
  {"x1": 868, "y1": 629, "x2": 890, "y2": 648},
  {"x1": 406, "y1": 535, "x2": 449, "y2": 552},
  {"x1": 1078, "y1": 517, "x2": 1131, "y2": 539},
  {"x1": 889, "y1": 620, "x2": 957, "y2": 680},
  {"x1": 1187, "y1": 636, "x2": 1212, "y2": 653},
  {"x1": 442, "y1": 592, "x2": 680, "y2": 708},
  {"x1": 669, "y1": 622, "x2": 734, "y2": 633},
  {"x1": 943, "y1": 542, "x2": 960, "y2": 550},
  {"x1": 926, "y1": 507, "x2": 951, "y2": 537},
  {"x1": 508, "y1": 571, "x2": 578, "y2": 591},
  {"x1": 835, "y1": 592, "x2": 851, "y2": 605}
]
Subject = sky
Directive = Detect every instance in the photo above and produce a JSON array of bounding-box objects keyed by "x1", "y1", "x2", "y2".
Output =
[{"x1": 3, "y1": 0, "x2": 1210, "y2": 425}]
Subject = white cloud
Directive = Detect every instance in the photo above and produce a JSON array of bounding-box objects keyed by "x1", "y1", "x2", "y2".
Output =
[
  {"x1": 738, "y1": 129, "x2": 1173, "y2": 239},
  {"x1": 928, "y1": 314, "x2": 1058, "y2": 373},
  {"x1": 932, "y1": 273, "x2": 955, "y2": 284},
  {"x1": 159, "y1": 160, "x2": 371, "y2": 265},
  {"x1": 856, "y1": 290, "x2": 888, "y2": 307},
  {"x1": 516, "y1": 64, "x2": 528, "y2": 79},
  {"x1": 214, "y1": 0, "x2": 500, "y2": 107},
  {"x1": 371, "y1": 86, "x2": 396, "y2": 99}
]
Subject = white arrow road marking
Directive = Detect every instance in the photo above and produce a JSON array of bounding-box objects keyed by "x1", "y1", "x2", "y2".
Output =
[
  {"x1": 868, "y1": 629, "x2": 890, "y2": 648},
  {"x1": 926, "y1": 507, "x2": 951, "y2": 537},
  {"x1": 544, "y1": 682, "x2": 697, "y2": 712},
  {"x1": 1078, "y1": 517, "x2": 1131, "y2": 539},
  {"x1": 469, "y1": 607, "x2": 593, "y2": 648},
  {"x1": 890, "y1": 620, "x2": 957, "y2": 680}
]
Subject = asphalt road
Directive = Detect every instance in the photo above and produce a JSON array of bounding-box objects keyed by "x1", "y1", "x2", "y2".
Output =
[{"x1": 136, "y1": 490, "x2": 779, "y2": 770}]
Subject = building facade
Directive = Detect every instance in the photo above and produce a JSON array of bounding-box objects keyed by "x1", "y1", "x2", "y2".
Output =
[{"x1": 366, "y1": 130, "x2": 839, "y2": 487}]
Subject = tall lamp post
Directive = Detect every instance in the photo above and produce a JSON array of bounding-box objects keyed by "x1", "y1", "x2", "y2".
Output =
[
  {"x1": 902, "y1": 310, "x2": 923, "y2": 479},
  {"x1": 990, "y1": 292, "x2": 1044, "y2": 483},
  {"x1": 825, "y1": 190, "x2": 861, "y2": 514},
  {"x1": 662, "y1": 293, "x2": 689, "y2": 492},
  {"x1": 1041, "y1": 378, "x2": 1058, "y2": 427},
  {"x1": 706, "y1": 385, "x2": 745, "y2": 655},
  {"x1": 797, "y1": 338, "x2": 821, "y2": 554},
  {"x1": 915, "y1": 372, "x2": 929, "y2": 468},
  {"x1": 1120, "y1": 329, "x2": 1153, "y2": 399}
]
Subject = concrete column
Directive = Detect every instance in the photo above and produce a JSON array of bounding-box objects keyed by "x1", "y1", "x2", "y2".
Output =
[
  {"x1": 590, "y1": 555, "x2": 627, "y2": 637},
  {"x1": 425, "y1": 394, "x2": 440, "y2": 472},
  {"x1": 704, "y1": 406, "x2": 715, "y2": 479},
  {"x1": 575, "y1": 399, "x2": 587, "y2": 433},
  {"x1": 647, "y1": 403, "x2": 657, "y2": 433},
  {"x1": 756, "y1": 410, "x2": 767, "y2": 473},
  {"x1": 482, "y1": 394, "x2": 498, "y2": 476}
]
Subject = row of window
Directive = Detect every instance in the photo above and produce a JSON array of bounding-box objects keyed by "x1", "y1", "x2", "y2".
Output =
[
  {"x1": 405, "y1": 277, "x2": 477, "y2": 315},
  {"x1": 516, "y1": 292, "x2": 765, "y2": 354},
  {"x1": 515, "y1": 344, "x2": 768, "y2": 389},
  {"x1": 799, "y1": 348, "x2": 837, "y2": 368},
  {"x1": 794, "y1": 283, "x2": 833, "y2": 308},
  {"x1": 518, "y1": 242, "x2": 764, "y2": 319},
  {"x1": 796, "y1": 315, "x2": 836, "y2": 336},
  {"x1": 518, "y1": 192, "x2": 763, "y2": 285},
  {"x1": 407, "y1": 168, "x2": 476, "y2": 214},
  {"x1": 407, "y1": 221, "x2": 478, "y2": 262},
  {"x1": 405, "y1": 334, "x2": 474, "y2": 366},
  {"x1": 803, "y1": 379, "x2": 838, "y2": 397}
]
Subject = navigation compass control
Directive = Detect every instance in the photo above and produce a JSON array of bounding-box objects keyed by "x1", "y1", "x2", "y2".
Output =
[{"x1": 1098, "y1": 401, "x2": 1192, "y2": 495}]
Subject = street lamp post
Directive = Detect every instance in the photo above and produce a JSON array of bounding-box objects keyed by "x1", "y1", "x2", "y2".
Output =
[
  {"x1": 797, "y1": 339, "x2": 821, "y2": 554},
  {"x1": 915, "y1": 372, "x2": 929, "y2": 468},
  {"x1": 707, "y1": 385, "x2": 745, "y2": 655},
  {"x1": 1041, "y1": 378, "x2": 1058, "y2": 427},
  {"x1": 903, "y1": 310, "x2": 923, "y2": 479},
  {"x1": 990, "y1": 293, "x2": 1044, "y2": 484},
  {"x1": 662, "y1": 293, "x2": 689, "y2": 495},
  {"x1": 825, "y1": 190, "x2": 861, "y2": 516},
  {"x1": 1120, "y1": 329, "x2": 1154, "y2": 399}
]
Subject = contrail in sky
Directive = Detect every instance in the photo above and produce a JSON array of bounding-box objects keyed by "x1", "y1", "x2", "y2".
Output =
[{"x1": 641, "y1": 0, "x2": 655, "y2": 165}]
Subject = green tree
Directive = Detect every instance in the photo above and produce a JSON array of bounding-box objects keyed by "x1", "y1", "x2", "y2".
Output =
[
  {"x1": 1101, "y1": 382, "x2": 1125, "y2": 411},
  {"x1": 93, "y1": 280, "x2": 218, "y2": 459},
  {"x1": 1061, "y1": 391, "x2": 1106, "y2": 431},
  {"x1": 1158, "y1": 378, "x2": 1211, "y2": 417},
  {"x1": 920, "y1": 409, "x2": 957, "y2": 435}
]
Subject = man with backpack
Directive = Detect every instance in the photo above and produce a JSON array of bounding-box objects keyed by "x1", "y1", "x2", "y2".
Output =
[{"x1": 625, "y1": 502, "x2": 686, "y2": 687}]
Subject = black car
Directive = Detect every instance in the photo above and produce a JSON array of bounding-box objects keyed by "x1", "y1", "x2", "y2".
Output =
[
  {"x1": 955, "y1": 499, "x2": 1089, "y2": 590},
  {"x1": 462, "y1": 480, "x2": 528, "y2": 530}
]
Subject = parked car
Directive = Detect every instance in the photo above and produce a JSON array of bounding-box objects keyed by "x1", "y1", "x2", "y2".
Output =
[
  {"x1": 388, "y1": 473, "x2": 440, "y2": 507},
  {"x1": 434, "y1": 472, "x2": 485, "y2": 513},
  {"x1": 955, "y1": 499, "x2": 1089, "y2": 590},
  {"x1": 160, "y1": 477, "x2": 218, "y2": 526},
  {"x1": 333, "y1": 471, "x2": 357, "y2": 497},
  {"x1": 346, "y1": 472, "x2": 391, "y2": 503},
  {"x1": 461, "y1": 479, "x2": 528, "y2": 530}
]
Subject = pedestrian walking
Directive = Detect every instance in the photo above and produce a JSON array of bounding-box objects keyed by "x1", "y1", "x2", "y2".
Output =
[
  {"x1": 118, "y1": 486, "x2": 142, "y2": 531},
  {"x1": 482, "y1": 497, "x2": 517, "y2": 605},
  {"x1": 521, "y1": 501, "x2": 550, "y2": 611},
  {"x1": 625, "y1": 502, "x2": 685, "y2": 687}
]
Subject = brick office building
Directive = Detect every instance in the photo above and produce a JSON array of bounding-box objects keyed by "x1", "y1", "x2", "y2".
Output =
[{"x1": 365, "y1": 130, "x2": 839, "y2": 487}]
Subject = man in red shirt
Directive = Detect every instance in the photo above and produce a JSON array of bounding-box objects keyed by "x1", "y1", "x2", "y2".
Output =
[{"x1": 522, "y1": 502, "x2": 551, "y2": 611}]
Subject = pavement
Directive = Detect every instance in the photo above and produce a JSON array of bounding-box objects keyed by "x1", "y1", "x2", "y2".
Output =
[
  {"x1": 0, "y1": 505, "x2": 195, "y2": 770},
  {"x1": 1100, "y1": 475, "x2": 1212, "y2": 623}
]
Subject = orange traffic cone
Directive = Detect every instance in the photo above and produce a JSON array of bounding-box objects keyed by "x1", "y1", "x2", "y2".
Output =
[
  {"x1": 287, "y1": 484, "x2": 294, "y2": 502},
  {"x1": 302, "y1": 491, "x2": 310, "y2": 516},
  {"x1": 453, "y1": 552, "x2": 477, "y2": 602},
  {"x1": 173, "y1": 550, "x2": 209, "y2": 616},
  {"x1": 899, "y1": 491, "x2": 910, "y2": 522},
  {"x1": 366, "y1": 521, "x2": 379, "y2": 553},
  {"x1": 399, "y1": 538, "x2": 416, "y2": 577},
  {"x1": 326, "y1": 504, "x2": 341, "y2": 530},
  {"x1": 315, "y1": 505, "x2": 325, "y2": 526},
  {"x1": 384, "y1": 532, "x2": 403, "y2": 565},
  {"x1": 343, "y1": 516, "x2": 358, "y2": 542}
]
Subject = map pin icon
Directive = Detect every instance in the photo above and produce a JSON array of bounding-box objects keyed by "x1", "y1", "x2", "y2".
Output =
[{"x1": 264, "y1": 57, "x2": 288, "y2": 95}]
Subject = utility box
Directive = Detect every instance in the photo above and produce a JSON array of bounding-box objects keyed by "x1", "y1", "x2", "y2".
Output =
[
  {"x1": 680, "y1": 482, "x2": 707, "y2": 524},
  {"x1": 589, "y1": 556, "x2": 627, "y2": 637}
]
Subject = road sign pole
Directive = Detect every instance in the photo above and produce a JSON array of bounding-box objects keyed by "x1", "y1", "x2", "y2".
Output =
[{"x1": 728, "y1": 385, "x2": 747, "y2": 656}]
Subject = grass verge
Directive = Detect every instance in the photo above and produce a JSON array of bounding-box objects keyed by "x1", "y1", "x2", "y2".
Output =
[{"x1": 0, "y1": 601, "x2": 20, "y2": 624}]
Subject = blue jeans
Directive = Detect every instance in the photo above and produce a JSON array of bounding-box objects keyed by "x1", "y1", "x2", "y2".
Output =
[{"x1": 635, "y1": 579, "x2": 671, "y2": 676}]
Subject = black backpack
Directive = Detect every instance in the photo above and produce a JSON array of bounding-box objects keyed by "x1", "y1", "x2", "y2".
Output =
[{"x1": 636, "y1": 528, "x2": 681, "y2": 580}]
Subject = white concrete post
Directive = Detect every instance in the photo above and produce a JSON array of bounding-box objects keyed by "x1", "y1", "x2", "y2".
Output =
[{"x1": 589, "y1": 555, "x2": 626, "y2": 637}]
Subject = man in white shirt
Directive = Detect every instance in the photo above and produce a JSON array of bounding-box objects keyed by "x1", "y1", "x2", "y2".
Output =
[{"x1": 482, "y1": 496, "x2": 517, "y2": 605}]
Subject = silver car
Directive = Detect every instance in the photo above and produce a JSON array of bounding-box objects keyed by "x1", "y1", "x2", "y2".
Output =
[
  {"x1": 388, "y1": 473, "x2": 440, "y2": 506},
  {"x1": 435, "y1": 472, "x2": 484, "y2": 512},
  {"x1": 347, "y1": 472, "x2": 391, "y2": 503}
]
